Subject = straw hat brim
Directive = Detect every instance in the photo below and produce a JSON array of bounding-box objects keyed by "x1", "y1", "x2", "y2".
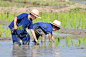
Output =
[
  {"x1": 50, "y1": 22, "x2": 60, "y2": 29},
  {"x1": 28, "y1": 10, "x2": 41, "y2": 18}
]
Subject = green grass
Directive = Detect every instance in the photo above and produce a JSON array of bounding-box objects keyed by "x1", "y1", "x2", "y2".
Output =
[
  {"x1": 0, "y1": 1, "x2": 38, "y2": 7},
  {"x1": 65, "y1": 36, "x2": 70, "y2": 47},
  {"x1": 0, "y1": 8, "x2": 86, "y2": 29},
  {"x1": 0, "y1": 26, "x2": 3, "y2": 37},
  {"x1": 70, "y1": 7, "x2": 82, "y2": 11},
  {"x1": 38, "y1": 36, "x2": 41, "y2": 42},
  {"x1": 33, "y1": 9, "x2": 86, "y2": 29},
  {"x1": 77, "y1": 38, "x2": 82, "y2": 46},
  {"x1": 54, "y1": 38, "x2": 58, "y2": 47},
  {"x1": 0, "y1": 0, "x2": 74, "y2": 7},
  {"x1": 0, "y1": 25, "x2": 11, "y2": 37},
  {"x1": 17, "y1": 25, "x2": 23, "y2": 30}
]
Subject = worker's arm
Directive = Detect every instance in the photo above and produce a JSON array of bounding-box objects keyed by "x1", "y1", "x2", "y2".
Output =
[
  {"x1": 14, "y1": 17, "x2": 18, "y2": 30},
  {"x1": 48, "y1": 33, "x2": 54, "y2": 42},
  {"x1": 30, "y1": 29, "x2": 39, "y2": 44}
]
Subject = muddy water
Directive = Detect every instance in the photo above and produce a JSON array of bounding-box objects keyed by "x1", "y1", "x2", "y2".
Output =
[
  {"x1": 0, "y1": 40, "x2": 86, "y2": 57},
  {"x1": 72, "y1": 0, "x2": 86, "y2": 5}
]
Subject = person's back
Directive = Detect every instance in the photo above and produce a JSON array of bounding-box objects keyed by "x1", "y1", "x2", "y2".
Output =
[
  {"x1": 33, "y1": 22, "x2": 53, "y2": 35},
  {"x1": 33, "y1": 20, "x2": 61, "y2": 43}
]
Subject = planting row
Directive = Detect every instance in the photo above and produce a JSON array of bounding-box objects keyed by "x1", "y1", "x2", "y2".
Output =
[
  {"x1": 0, "y1": 0, "x2": 74, "y2": 6},
  {"x1": 0, "y1": 9, "x2": 86, "y2": 29}
]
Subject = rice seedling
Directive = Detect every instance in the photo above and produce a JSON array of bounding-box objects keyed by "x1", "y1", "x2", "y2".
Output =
[
  {"x1": 82, "y1": 37, "x2": 86, "y2": 46},
  {"x1": 70, "y1": 7, "x2": 82, "y2": 11},
  {"x1": 7, "y1": 13, "x2": 14, "y2": 22},
  {"x1": 0, "y1": 25, "x2": 11, "y2": 37},
  {"x1": 17, "y1": 25, "x2": 23, "y2": 30},
  {"x1": 0, "y1": 26, "x2": 3, "y2": 37},
  {"x1": 54, "y1": 38, "x2": 58, "y2": 47},
  {"x1": 47, "y1": 40, "x2": 49, "y2": 47},
  {"x1": 0, "y1": 0, "x2": 37, "y2": 7},
  {"x1": 70, "y1": 38, "x2": 75, "y2": 47},
  {"x1": 4, "y1": 0, "x2": 74, "y2": 6},
  {"x1": 57, "y1": 35, "x2": 61, "y2": 42},
  {"x1": 62, "y1": 41, "x2": 65, "y2": 47},
  {"x1": 77, "y1": 38, "x2": 82, "y2": 46},
  {"x1": 0, "y1": 7, "x2": 86, "y2": 30},
  {"x1": 82, "y1": 37, "x2": 85, "y2": 42},
  {"x1": 65, "y1": 36, "x2": 70, "y2": 47},
  {"x1": 38, "y1": 36, "x2": 41, "y2": 42}
]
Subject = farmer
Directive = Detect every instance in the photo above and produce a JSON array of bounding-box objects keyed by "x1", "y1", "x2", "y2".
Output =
[
  {"x1": 33, "y1": 20, "x2": 61, "y2": 43},
  {"x1": 8, "y1": 9, "x2": 41, "y2": 45}
]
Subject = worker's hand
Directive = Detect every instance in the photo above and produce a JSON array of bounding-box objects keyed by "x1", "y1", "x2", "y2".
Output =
[
  {"x1": 36, "y1": 41, "x2": 39, "y2": 45},
  {"x1": 12, "y1": 26, "x2": 17, "y2": 31}
]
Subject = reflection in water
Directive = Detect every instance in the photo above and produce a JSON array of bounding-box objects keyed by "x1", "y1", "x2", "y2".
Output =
[
  {"x1": 31, "y1": 45, "x2": 39, "y2": 57},
  {"x1": 12, "y1": 45, "x2": 30, "y2": 57},
  {"x1": 12, "y1": 42, "x2": 61, "y2": 57},
  {"x1": 0, "y1": 40, "x2": 86, "y2": 57}
]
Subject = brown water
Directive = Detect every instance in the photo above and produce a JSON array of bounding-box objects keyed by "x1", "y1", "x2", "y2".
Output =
[{"x1": 0, "y1": 40, "x2": 86, "y2": 57}]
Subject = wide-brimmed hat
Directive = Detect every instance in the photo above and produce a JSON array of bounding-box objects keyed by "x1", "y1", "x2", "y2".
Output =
[
  {"x1": 28, "y1": 9, "x2": 41, "y2": 18},
  {"x1": 50, "y1": 20, "x2": 61, "y2": 29}
]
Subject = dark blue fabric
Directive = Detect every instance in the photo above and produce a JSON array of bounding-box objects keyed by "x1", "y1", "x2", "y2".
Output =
[
  {"x1": 11, "y1": 30, "x2": 30, "y2": 42},
  {"x1": 33, "y1": 22, "x2": 52, "y2": 34},
  {"x1": 8, "y1": 13, "x2": 33, "y2": 43},
  {"x1": 8, "y1": 13, "x2": 33, "y2": 34}
]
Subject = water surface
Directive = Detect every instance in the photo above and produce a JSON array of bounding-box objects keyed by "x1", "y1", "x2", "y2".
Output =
[{"x1": 0, "y1": 40, "x2": 86, "y2": 57}]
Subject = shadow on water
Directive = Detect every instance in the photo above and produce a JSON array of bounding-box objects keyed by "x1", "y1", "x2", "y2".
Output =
[{"x1": 0, "y1": 40, "x2": 86, "y2": 57}]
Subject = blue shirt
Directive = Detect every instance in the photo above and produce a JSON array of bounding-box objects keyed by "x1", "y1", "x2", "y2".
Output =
[
  {"x1": 8, "y1": 13, "x2": 33, "y2": 34},
  {"x1": 33, "y1": 22, "x2": 52, "y2": 34}
]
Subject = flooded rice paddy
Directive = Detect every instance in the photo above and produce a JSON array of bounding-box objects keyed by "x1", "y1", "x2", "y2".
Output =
[{"x1": 0, "y1": 39, "x2": 86, "y2": 57}]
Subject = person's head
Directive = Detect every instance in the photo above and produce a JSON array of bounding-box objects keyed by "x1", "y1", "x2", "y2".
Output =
[
  {"x1": 50, "y1": 20, "x2": 61, "y2": 31},
  {"x1": 28, "y1": 9, "x2": 41, "y2": 20}
]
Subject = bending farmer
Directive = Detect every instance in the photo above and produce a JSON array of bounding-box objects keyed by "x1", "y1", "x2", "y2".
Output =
[
  {"x1": 33, "y1": 20, "x2": 61, "y2": 43},
  {"x1": 8, "y1": 9, "x2": 41, "y2": 45}
]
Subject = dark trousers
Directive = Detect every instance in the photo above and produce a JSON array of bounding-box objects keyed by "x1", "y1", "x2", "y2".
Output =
[
  {"x1": 33, "y1": 27, "x2": 46, "y2": 42},
  {"x1": 11, "y1": 30, "x2": 30, "y2": 44}
]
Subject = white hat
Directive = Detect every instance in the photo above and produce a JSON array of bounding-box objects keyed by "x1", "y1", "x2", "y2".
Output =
[
  {"x1": 50, "y1": 20, "x2": 61, "y2": 29},
  {"x1": 28, "y1": 9, "x2": 41, "y2": 18}
]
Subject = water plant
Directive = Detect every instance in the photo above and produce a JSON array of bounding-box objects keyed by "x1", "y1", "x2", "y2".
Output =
[
  {"x1": 58, "y1": 36, "x2": 60, "y2": 42},
  {"x1": 17, "y1": 25, "x2": 23, "y2": 30},
  {"x1": 77, "y1": 38, "x2": 82, "y2": 46},
  {"x1": 70, "y1": 7, "x2": 82, "y2": 11},
  {"x1": 47, "y1": 40, "x2": 49, "y2": 47},
  {"x1": 71, "y1": 38, "x2": 75, "y2": 47},
  {"x1": 0, "y1": 8, "x2": 86, "y2": 30},
  {"x1": 0, "y1": 25, "x2": 11, "y2": 37},
  {"x1": 54, "y1": 38, "x2": 58, "y2": 47},
  {"x1": 82, "y1": 37, "x2": 86, "y2": 46},
  {"x1": 62, "y1": 41, "x2": 65, "y2": 47},
  {"x1": 38, "y1": 36, "x2": 41, "y2": 42},
  {"x1": 65, "y1": 36, "x2": 70, "y2": 47},
  {"x1": 0, "y1": 26, "x2": 3, "y2": 37}
]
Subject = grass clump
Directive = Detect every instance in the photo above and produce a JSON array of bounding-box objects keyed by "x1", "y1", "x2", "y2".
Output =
[
  {"x1": 17, "y1": 25, "x2": 23, "y2": 30},
  {"x1": 70, "y1": 7, "x2": 82, "y2": 11},
  {"x1": 0, "y1": 26, "x2": 3, "y2": 37},
  {"x1": 77, "y1": 38, "x2": 82, "y2": 46},
  {"x1": 65, "y1": 36, "x2": 70, "y2": 47}
]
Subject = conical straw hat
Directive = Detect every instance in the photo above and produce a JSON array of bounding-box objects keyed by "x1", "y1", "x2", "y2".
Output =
[
  {"x1": 50, "y1": 20, "x2": 61, "y2": 28},
  {"x1": 28, "y1": 9, "x2": 41, "y2": 18}
]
